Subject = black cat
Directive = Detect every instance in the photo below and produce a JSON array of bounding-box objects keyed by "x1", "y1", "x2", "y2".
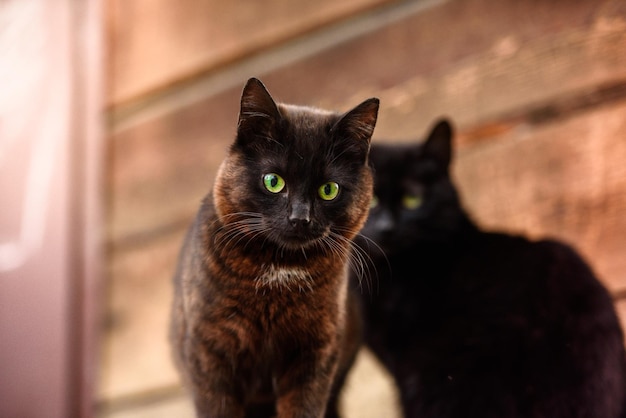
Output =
[
  {"x1": 356, "y1": 120, "x2": 626, "y2": 418},
  {"x1": 170, "y1": 78, "x2": 379, "y2": 418}
]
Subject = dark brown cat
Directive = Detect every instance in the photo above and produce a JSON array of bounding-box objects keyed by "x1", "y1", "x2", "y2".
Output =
[{"x1": 170, "y1": 78, "x2": 379, "y2": 418}]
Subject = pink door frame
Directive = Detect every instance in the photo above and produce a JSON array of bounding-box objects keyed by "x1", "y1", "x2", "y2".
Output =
[{"x1": 0, "y1": 1, "x2": 103, "y2": 417}]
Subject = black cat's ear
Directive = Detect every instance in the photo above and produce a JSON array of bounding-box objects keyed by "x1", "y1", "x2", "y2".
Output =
[
  {"x1": 235, "y1": 78, "x2": 281, "y2": 147},
  {"x1": 423, "y1": 119, "x2": 453, "y2": 168},
  {"x1": 332, "y1": 97, "x2": 380, "y2": 158}
]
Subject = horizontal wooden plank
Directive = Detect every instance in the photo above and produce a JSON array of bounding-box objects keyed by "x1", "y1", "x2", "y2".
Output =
[
  {"x1": 108, "y1": 88, "x2": 238, "y2": 244},
  {"x1": 107, "y1": 0, "x2": 395, "y2": 105},
  {"x1": 373, "y1": 20, "x2": 626, "y2": 139},
  {"x1": 454, "y1": 100, "x2": 626, "y2": 292}
]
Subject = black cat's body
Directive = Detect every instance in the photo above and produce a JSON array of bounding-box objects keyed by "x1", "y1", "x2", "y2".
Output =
[{"x1": 358, "y1": 121, "x2": 626, "y2": 418}]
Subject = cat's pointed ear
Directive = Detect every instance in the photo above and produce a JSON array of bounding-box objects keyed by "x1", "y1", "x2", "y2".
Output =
[
  {"x1": 332, "y1": 97, "x2": 380, "y2": 158},
  {"x1": 423, "y1": 119, "x2": 453, "y2": 168},
  {"x1": 235, "y1": 78, "x2": 281, "y2": 146}
]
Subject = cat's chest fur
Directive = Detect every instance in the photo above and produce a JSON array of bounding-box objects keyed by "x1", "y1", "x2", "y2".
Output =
[
  {"x1": 256, "y1": 264, "x2": 314, "y2": 291},
  {"x1": 192, "y1": 208, "x2": 348, "y2": 347}
]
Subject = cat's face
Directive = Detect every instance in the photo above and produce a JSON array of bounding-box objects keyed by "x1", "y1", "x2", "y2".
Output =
[
  {"x1": 214, "y1": 78, "x2": 379, "y2": 251},
  {"x1": 361, "y1": 120, "x2": 465, "y2": 254}
]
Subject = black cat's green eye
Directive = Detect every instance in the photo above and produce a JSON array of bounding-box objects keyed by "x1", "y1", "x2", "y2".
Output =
[
  {"x1": 370, "y1": 195, "x2": 379, "y2": 209},
  {"x1": 402, "y1": 194, "x2": 423, "y2": 210},
  {"x1": 318, "y1": 182, "x2": 340, "y2": 201},
  {"x1": 263, "y1": 173, "x2": 285, "y2": 193}
]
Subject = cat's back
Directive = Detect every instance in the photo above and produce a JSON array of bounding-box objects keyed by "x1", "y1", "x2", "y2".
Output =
[
  {"x1": 407, "y1": 232, "x2": 626, "y2": 418},
  {"x1": 449, "y1": 232, "x2": 623, "y2": 349},
  {"x1": 462, "y1": 233, "x2": 617, "y2": 316}
]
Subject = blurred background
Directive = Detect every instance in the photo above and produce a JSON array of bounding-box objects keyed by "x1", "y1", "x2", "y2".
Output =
[{"x1": 2, "y1": 0, "x2": 626, "y2": 417}]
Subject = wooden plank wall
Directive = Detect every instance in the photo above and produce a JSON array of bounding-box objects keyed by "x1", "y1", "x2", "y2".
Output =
[
  {"x1": 101, "y1": 0, "x2": 626, "y2": 414},
  {"x1": 107, "y1": 0, "x2": 397, "y2": 106}
]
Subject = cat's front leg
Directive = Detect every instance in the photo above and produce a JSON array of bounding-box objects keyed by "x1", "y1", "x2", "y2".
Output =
[
  {"x1": 191, "y1": 389, "x2": 245, "y2": 418},
  {"x1": 275, "y1": 348, "x2": 340, "y2": 418},
  {"x1": 183, "y1": 341, "x2": 246, "y2": 418}
]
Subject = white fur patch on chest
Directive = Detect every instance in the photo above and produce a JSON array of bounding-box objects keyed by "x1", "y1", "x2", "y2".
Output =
[{"x1": 256, "y1": 264, "x2": 313, "y2": 292}]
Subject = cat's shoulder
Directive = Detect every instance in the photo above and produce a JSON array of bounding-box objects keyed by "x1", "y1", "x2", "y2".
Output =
[
  {"x1": 532, "y1": 238, "x2": 605, "y2": 289},
  {"x1": 197, "y1": 192, "x2": 217, "y2": 222},
  {"x1": 531, "y1": 237, "x2": 593, "y2": 272},
  {"x1": 187, "y1": 192, "x2": 218, "y2": 237},
  {"x1": 476, "y1": 232, "x2": 598, "y2": 282},
  {"x1": 477, "y1": 230, "x2": 585, "y2": 263},
  {"x1": 178, "y1": 193, "x2": 217, "y2": 261},
  {"x1": 507, "y1": 235, "x2": 606, "y2": 297}
]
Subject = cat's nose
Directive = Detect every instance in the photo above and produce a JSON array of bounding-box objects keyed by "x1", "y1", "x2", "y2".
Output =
[
  {"x1": 290, "y1": 217, "x2": 311, "y2": 229},
  {"x1": 289, "y1": 202, "x2": 311, "y2": 229}
]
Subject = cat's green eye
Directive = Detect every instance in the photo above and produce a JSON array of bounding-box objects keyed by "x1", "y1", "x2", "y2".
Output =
[
  {"x1": 370, "y1": 195, "x2": 379, "y2": 209},
  {"x1": 402, "y1": 194, "x2": 423, "y2": 210},
  {"x1": 318, "y1": 182, "x2": 340, "y2": 201},
  {"x1": 263, "y1": 173, "x2": 285, "y2": 193}
]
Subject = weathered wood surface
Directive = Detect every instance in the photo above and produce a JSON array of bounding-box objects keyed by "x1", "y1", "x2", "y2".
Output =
[
  {"x1": 256, "y1": 0, "x2": 626, "y2": 134},
  {"x1": 107, "y1": 0, "x2": 396, "y2": 105}
]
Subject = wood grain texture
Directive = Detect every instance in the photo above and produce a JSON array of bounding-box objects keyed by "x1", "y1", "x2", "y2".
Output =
[
  {"x1": 108, "y1": 89, "x2": 237, "y2": 244},
  {"x1": 373, "y1": 19, "x2": 626, "y2": 138},
  {"x1": 107, "y1": 0, "x2": 396, "y2": 105}
]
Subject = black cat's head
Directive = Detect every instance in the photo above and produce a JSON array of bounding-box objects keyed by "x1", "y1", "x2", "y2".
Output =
[
  {"x1": 361, "y1": 119, "x2": 467, "y2": 254},
  {"x1": 214, "y1": 78, "x2": 379, "y2": 252}
]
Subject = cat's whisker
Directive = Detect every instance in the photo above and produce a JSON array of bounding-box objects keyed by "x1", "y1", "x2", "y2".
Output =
[
  {"x1": 214, "y1": 223, "x2": 248, "y2": 248},
  {"x1": 229, "y1": 225, "x2": 266, "y2": 250},
  {"x1": 329, "y1": 235, "x2": 364, "y2": 281},
  {"x1": 242, "y1": 226, "x2": 271, "y2": 251},
  {"x1": 352, "y1": 232, "x2": 389, "y2": 285},
  {"x1": 320, "y1": 234, "x2": 349, "y2": 265},
  {"x1": 214, "y1": 217, "x2": 266, "y2": 250},
  {"x1": 349, "y1": 239, "x2": 376, "y2": 295},
  {"x1": 211, "y1": 211, "x2": 263, "y2": 232},
  {"x1": 328, "y1": 229, "x2": 380, "y2": 294}
]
